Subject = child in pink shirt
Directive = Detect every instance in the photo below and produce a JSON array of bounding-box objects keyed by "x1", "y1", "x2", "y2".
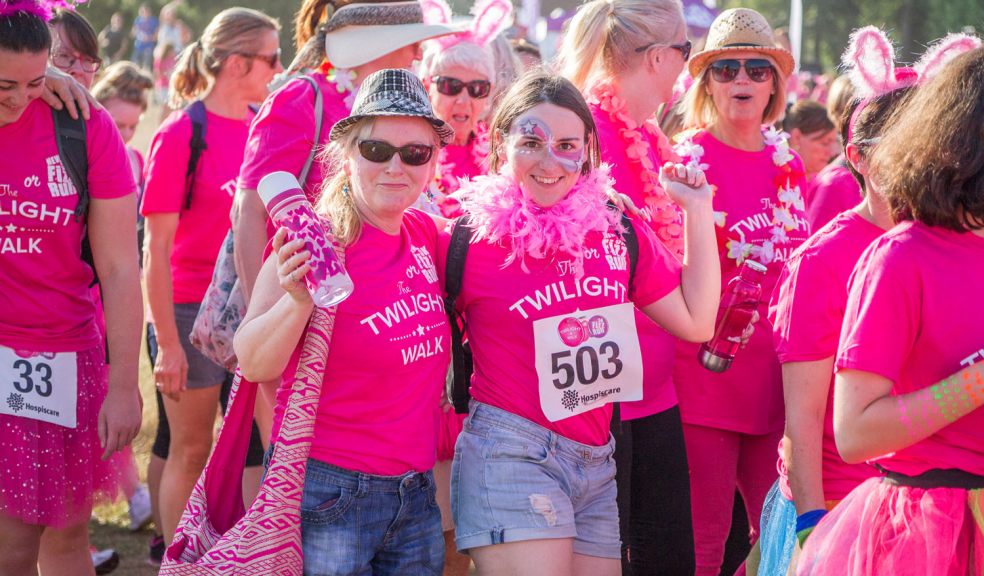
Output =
[
  {"x1": 447, "y1": 72, "x2": 721, "y2": 575},
  {"x1": 797, "y1": 45, "x2": 984, "y2": 576}
]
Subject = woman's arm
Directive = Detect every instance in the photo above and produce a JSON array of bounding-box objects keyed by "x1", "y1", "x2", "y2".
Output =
[
  {"x1": 782, "y1": 358, "x2": 835, "y2": 514},
  {"x1": 234, "y1": 230, "x2": 316, "y2": 382},
  {"x1": 834, "y1": 363, "x2": 984, "y2": 464},
  {"x1": 87, "y1": 194, "x2": 143, "y2": 459},
  {"x1": 640, "y1": 163, "x2": 720, "y2": 342},
  {"x1": 42, "y1": 66, "x2": 95, "y2": 120},
  {"x1": 143, "y1": 213, "x2": 187, "y2": 398},
  {"x1": 231, "y1": 187, "x2": 268, "y2": 302}
]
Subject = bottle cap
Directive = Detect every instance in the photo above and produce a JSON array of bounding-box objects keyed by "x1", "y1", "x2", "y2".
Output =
[
  {"x1": 744, "y1": 260, "x2": 767, "y2": 274},
  {"x1": 257, "y1": 171, "x2": 303, "y2": 208}
]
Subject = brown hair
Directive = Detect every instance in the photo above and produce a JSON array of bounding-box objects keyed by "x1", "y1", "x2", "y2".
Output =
[
  {"x1": 783, "y1": 99, "x2": 833, "y2": 136},
  {"x1": 49, "y1": 9, "x2": 99, "y2": 61},
  {"x1": 487, "y1": 71, "x2": 600, "y2": 176},
  {"x1": 839, "y1": 86, "x2": 913, "y2": 193},
  {"x1": 871, "y1": 47, "x2": 984, "y2": 231},
  {"x1": 92, "y1": 61, "x2": 154, "y2": 111},
  {"x1": 170, "y1": 8, "x2": 280, "y2": 108}
]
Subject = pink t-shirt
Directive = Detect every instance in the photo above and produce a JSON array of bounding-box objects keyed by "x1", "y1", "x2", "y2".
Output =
[
  {"x1": 804, "y1": 156, "x2": 861, "y2": 233},
  {"x1": 837, "y1": 221, "x2": 984, "y2": 476},
  {"x1": 272, "y1": 209, "x2": 450, "y2": 475},
  {"x1": 447, "y1": 217, "x2": 682, "y2": 446},
  {"x1": 769, "y1": 210, "x2": 882, "y2": 501},
  {"x1": 593, "y1": 104, "x2": 681, "y2": 421},
  {"x1": 0, "y1": 100, "x2": 135, "y2": 352},
  {"x1": 674, "y1": 130, "x2": 810, "y2": 434},
  {"x1": 238, "y1": 74, "x2": 351, "y2": 203},
  {"x1": 141, "y1": 108, "x2": 251, "y2": 304}
]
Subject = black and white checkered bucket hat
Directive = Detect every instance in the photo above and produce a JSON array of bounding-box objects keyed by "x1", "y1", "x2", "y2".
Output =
[{"x1": 329, "y1": 69, "x2": 455, "y2": 146}]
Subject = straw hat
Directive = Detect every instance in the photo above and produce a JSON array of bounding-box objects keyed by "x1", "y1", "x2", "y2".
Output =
[
  {"x1": 688, "y1": 8, "x2": 794, "y2": 79},
  {"x1": 323, "y1": 1, "x2": 457, "y2": 69},
  {"x1": 330, "y1": 68, "x2": 455, "y2": 146}
]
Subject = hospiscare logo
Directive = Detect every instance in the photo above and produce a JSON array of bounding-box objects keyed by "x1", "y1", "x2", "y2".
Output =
[{"x1": 7, "y1": 392, "x2": 24, "y2": 413}]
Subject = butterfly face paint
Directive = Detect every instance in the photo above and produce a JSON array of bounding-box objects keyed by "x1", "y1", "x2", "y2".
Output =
[{"x1": 505, "y1": 115, "x2": 586, "y2": 175}]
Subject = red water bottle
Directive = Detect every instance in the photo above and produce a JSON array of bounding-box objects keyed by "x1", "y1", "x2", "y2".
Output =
[{"x1": 698, "y1": 260, "x2": 767, "y2": 372}]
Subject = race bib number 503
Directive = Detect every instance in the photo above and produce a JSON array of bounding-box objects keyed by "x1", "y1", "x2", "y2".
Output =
[
  {"x1": 533, "y1": 303, "x2": 643, "y2": 422},
  {"x1": 0, "y1": 346, "x2": 77, "y2": 428}
]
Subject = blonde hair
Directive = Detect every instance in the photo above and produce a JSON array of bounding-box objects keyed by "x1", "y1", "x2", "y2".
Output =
[
  {"x1": 825, "y1": 74, "x2": 856, "y2": 135},
  {"x1": 682, "y1": 65, "x2": 785, "y2": 128},
  {"x1": 557, "y1": 0, "x2": 684, "y2": 92},
  {"x1": 92, "y1": 61, "x2": 154, "y2": 110},
  {"x1": 169, "y1": 8, "x2": 279, "y2": 108}
]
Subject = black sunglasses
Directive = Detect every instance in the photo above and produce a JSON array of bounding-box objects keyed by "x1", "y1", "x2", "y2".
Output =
[
  {"x1": 358, "y1": 140, "x2": 435, "y2": 166},
  {"x1": 708, "y1": 58, "x2": 774, "y2": 83},
  {"x1": 635, "y1": 40, "x2": 692, "y2": 61},
  {"x1": 239, "y1": 48, "x2": 281, "y2": 68},
  {"x1": 432, "y1": 76, "x2": 492, "y2": 99}
]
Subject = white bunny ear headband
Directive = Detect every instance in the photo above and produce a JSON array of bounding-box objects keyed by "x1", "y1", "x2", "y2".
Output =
[
  {"x1": 420, "y1": 0, "x2": 513, "y2": 49},
  {"x1": 843, "y1": 26, "x2": 981, "y2": 140}
]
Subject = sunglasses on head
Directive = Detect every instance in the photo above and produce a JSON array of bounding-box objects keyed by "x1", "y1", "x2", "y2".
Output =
[
  {"x1": 708, "y1": 59, "x2": 774, "y2": 83},
  {"x1": 432, "y1": 76, "x2": 492, "y2": 99},
  {"x1": 634, "y1": 40, "x2": 692, "y2": 61},
  {"x1": 358, "y1": 140, "x2": 435, "y2": 166}
]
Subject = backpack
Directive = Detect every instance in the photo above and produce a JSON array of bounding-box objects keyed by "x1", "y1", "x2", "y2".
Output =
[
  {"x1": 52, "y1": 106, "x2": 94, "y2": 282},
  {"x1": 443, "y1": 206, "x2": 640, "y2": 414}
]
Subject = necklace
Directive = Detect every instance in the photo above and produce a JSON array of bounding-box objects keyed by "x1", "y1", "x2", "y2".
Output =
[
  {"x1": 588, "y1": 83, "x2": 684, "y2": 258},
  {"x1": 674, "y1": 126, "x2": 805, "y2": 265},
  {"x1": 319, "y1": 62, "x2": 358, "y2": 109},
  {"x1": 426, "y1": 124, "x2": 490, "y2": 218}
]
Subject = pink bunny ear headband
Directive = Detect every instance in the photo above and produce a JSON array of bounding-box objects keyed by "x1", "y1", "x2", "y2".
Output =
[
  {"x1": 843, "y1": 26, "x2": 981, "y2": 141},
  {"x1": 0, "y1": 0, "x2": 87, "y2": 22},
  {"x1": 421, "y1": 0, "x2": 512, "y2": 49}
]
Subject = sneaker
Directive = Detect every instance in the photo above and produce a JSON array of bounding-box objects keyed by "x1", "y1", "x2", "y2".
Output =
[
  {"x1": 148, "y1": 534, "x2": 165, "y2": 567},
  {"x1": 128, "y1": 484, "x2": 153, "y2": 531},
  {"x1": 89, "y1": 547, "x2": 119, "y2": 575}
]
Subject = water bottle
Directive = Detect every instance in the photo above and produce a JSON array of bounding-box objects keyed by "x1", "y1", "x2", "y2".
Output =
[
  {"x1": 698, "y1": 260, "x2": 766, "y2": 372},
  {"x1": 257, "y1": 171, "x2": 354, "y2": 308}
]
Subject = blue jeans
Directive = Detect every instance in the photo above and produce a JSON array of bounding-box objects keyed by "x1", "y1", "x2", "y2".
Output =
[{"x1": 300, "y1": 458, "x2": 444, "y2": 576}]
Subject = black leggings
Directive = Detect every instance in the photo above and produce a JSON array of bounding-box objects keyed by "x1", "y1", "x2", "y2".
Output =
[
  {"x1": 148, "y1": 324, "x2": 264, "y2": 466},
  {"x1": 612, "y1": 405, "x2": 695, "y2": 576}
]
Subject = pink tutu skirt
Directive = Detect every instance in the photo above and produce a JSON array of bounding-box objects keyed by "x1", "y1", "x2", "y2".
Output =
[
  {"x1": 0, "y1": 345, "x2": 123, "y2": 527},
  {"x1": 797, "y1": 477, "x2": 984, "y2": 576}
]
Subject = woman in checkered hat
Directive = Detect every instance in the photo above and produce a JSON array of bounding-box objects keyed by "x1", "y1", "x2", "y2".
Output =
[{"x1": 236, "y1": 68, "x2": 456, "y2": 575}]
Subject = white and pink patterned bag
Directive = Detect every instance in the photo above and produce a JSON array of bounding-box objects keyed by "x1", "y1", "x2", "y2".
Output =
[{"x1": 160, "y1": 301, "x2": 338, "y2": 575}]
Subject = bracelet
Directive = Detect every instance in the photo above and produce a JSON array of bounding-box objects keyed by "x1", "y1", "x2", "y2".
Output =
[{"x1": 795, "y1": 509, "x2": 827, "y2": 546}]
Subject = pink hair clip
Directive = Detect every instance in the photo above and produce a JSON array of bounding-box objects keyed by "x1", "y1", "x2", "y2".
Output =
[
  {"x1": 843, "y1": 26, "x2": 980, "y2": 140},
  {"x1": 422, "y1": 0, "x2": 512, "y2": 49},
  {"x1": 0, "y1": 0, "x2": 87, "y2": 22}
]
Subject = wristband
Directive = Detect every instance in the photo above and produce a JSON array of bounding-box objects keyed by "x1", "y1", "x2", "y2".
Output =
[{"x1": 795, "y1": 509, "x2": 827, "y2": 546}]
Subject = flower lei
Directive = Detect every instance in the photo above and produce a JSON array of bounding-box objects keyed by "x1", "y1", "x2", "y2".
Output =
[
  {"x1": 454, "y1": 164, "x2": 621, "y2": 278},
  {"x1": 588, "y1": 83, "x2": 685, "y2": 258},
  {"x1": 318, "y1": 61, "x2": 358, "y2": 109},
  {"x1": 673, "y1": 126, "x2": 805, "y2": 265}
]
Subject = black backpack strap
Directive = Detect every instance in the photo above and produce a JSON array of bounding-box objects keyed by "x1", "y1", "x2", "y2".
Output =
[
  {"x1": 608, "y1": 203, "x2": 639, "y2": 426},
  {"x1": 444, "y1": 215, "x2": 473, "y2": 414},
  {"x1": 183, "y1": 100, "x2": 208, "y2": 211},
  {"x1": 52, "y1": 107, "x2": 97, "y2": 286}
]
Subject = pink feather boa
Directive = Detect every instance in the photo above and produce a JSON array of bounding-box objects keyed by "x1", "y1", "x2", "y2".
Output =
[
  {"x1": 453, "y1": 164, "x2": 621, "y2": 277},
  {"x1": 0, "y1": 0, "x2": 85, "y2": 21}
]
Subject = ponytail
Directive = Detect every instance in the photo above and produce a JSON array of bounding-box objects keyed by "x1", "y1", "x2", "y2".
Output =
[
  {"x1": 294, "y1": 0, "x2": 335, "y2": 50},
  {"x1": 557, "y1": 0, "x2": 613, "y2": 91},
  {"x1": 169, "y1": 40, "x2": 211, "y2": 108}
]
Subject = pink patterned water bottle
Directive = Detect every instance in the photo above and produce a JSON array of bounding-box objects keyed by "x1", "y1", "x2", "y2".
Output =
[
  {"x1": 258, "y1": 171, "x2": 354, "y2": 308},
  {"x1": 698, "y1": 260, "x2": 766, "y2": 373}
]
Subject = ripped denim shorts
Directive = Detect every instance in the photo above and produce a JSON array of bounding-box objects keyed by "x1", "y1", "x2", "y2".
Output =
[{"x1": 450, "y1": 401, "x2": 620, "y2": 558}]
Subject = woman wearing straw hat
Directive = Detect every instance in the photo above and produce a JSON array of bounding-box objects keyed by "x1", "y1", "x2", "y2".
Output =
[
  {"x1": 671, "y1": 8, "x2": 809, "y2": 576},
  {"x1": 236, "y1": 68, "x2": 455, "y2": 575},
  {"x1": 232, "y1": 0, "x2": 456, "y2": 436},
  {"x1": 556, "y1": 0, "x2": 697, "y2": 573}
]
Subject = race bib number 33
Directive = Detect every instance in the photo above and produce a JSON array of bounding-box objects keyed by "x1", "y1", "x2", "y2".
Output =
[
  {"x1": 534, "y1": 303, "x2": 643, "y2": 422},
  {"x1": 0, "y1": 347, "x2": 77, "y2": 428}
]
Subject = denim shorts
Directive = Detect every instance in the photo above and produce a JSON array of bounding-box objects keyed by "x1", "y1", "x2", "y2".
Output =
[
  {"x1": 150, "y1": 302, "x2": 228, "y2": 389},
  {"x1": 300, "y1": 458, "x2": 444, "y2": 576},
  {"x1": 451, "y1": 401, "x2": 620, "y2": 558}
]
